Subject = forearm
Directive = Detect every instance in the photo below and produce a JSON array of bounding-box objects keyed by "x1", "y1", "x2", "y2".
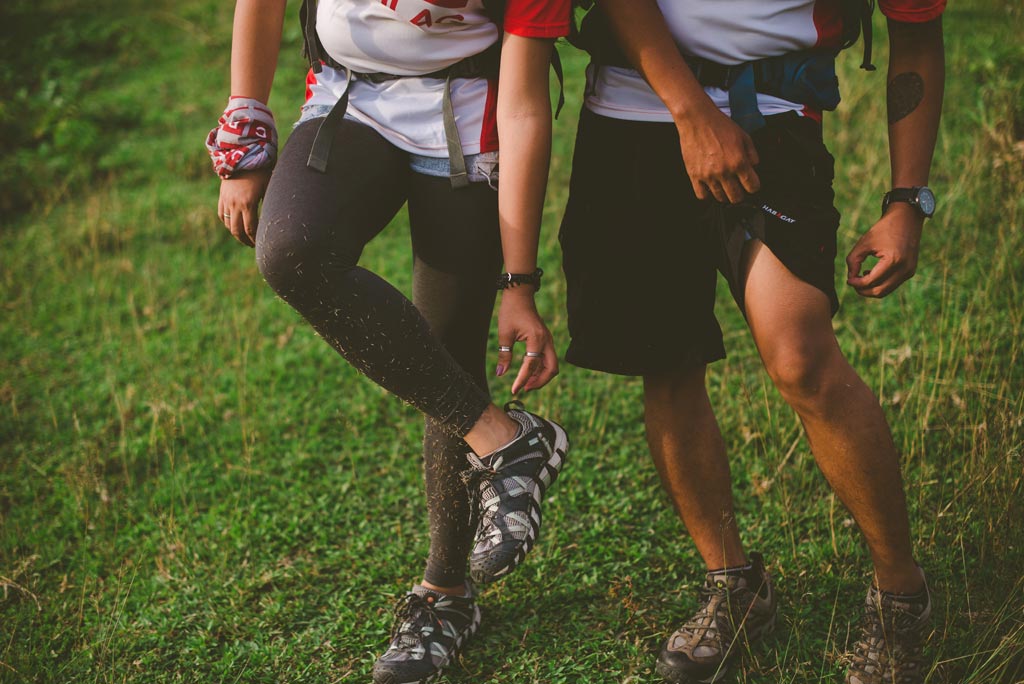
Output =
[
  {"x1": 230, "y1": 0, "x2": 288, "y2": 102},
  {"x1": 886, "y1": 17, "x2": 945, "y2": 187},
  {"x1": 496, "y1": 36, "x2": 554, "y2": 275},
  {"x1": 597, "y1": 0, "x2": 717, "y2": 124}
]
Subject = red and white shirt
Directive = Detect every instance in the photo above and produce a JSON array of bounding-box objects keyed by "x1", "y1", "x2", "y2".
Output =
[
  {"x1": 305, "y1": 0, "x2": 571, "y2": 156},
  {"x1": 585, "y1": 0, "x2": 946, "y2": 123}
]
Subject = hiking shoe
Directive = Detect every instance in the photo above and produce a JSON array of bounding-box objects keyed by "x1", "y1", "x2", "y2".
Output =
[
  {"x1": 656, "y1": 552, "x2": 778, "y2": 684},
  {"x1": 463, "y1": 401, "x2": 568, "y2": 584},
  {"x1": 372, "y1": 583, "x2": 481, "y2": 684},
  {"x1": 846, "y1": 580, "x2": 932, "y2": 684}
]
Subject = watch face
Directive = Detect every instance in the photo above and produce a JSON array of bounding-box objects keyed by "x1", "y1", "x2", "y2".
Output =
[{"x1": 917, "y1": 187, "x2": 936, "y2": 217}]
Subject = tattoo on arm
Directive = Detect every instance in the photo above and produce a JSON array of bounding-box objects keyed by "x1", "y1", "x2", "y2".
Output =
[{"x1": 887, "y1": 72, "x2": 924, "y2": 124}]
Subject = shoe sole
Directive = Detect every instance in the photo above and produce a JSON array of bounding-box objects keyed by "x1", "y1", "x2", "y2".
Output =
[
  {"x1": 472, "y1": 418, "x2": 569, "y2": 583},
  {"x1": 373, "y1": 604, "x2": 482, "y2": 684},
  {"x1": 654, "y1": 609, "x2": 777, "y2": 684}
]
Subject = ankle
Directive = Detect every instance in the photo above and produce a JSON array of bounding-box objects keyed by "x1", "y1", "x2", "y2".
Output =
[
  {"x1": 420, "y1": 580, "x2": 468, "y2": 596},
  {"x1": 464, "y1": 404, "x2": 519, "y2": 456},
  {"x1": 874, "y1": 563, "x2": 926, "y2": 596}
]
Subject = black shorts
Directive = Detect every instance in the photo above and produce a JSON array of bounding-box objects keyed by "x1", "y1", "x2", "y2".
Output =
[{"x1": 559, "y1": 108, "x2": 841, "y2": 376}]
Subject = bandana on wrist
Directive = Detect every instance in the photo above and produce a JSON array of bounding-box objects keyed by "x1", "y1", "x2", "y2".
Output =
[{"x1": 205, "y1": 97, "x2": 278, "y2": 179}]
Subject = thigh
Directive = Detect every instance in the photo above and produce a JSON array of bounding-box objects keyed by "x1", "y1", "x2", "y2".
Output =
[
  {"x1": 559, "y1": 109, "x2": 724, "y2": 376},
  {"x1": 257, "y1": 117, "x2": 410, "y2": 270},
  {"x1": 740, "y1": 113, "x2": 841, "y2": 315},
  {"x1": 742, "y1": 238, "x2": 838, "y2": 376},
  {"x1": 407, "y1": 173, "x2": 502, "y2": 388}
]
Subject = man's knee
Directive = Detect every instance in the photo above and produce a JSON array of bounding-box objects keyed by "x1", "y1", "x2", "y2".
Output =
[{"x1": 762, "y1": 342, "x2": 842, "y2": 409}]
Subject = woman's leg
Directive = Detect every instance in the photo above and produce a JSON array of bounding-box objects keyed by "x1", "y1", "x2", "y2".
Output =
[
  {"x1": 407, "y1": 172, "x2": 502, "y2": 592},
  {"x1": 256, "y1": 119, "x2": 494, "y2": 438}
]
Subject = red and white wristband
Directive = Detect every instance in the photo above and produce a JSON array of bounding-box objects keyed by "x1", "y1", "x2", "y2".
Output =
[{"x1": 205, "y1": 97, "x2": 278, "y2": 179}]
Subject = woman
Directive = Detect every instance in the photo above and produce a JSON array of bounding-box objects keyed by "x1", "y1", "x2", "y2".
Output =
[{"x1": 205, "y1": 0, "x2": 571, "y2": 680}]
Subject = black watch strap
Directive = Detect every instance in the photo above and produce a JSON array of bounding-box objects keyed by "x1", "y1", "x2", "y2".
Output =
[
  {"x1": 882, "y1": 186, "x2": 935, "y2": 218},
  {"x1": 496, "y1": 268, "x2": 543, "y2": 291}
]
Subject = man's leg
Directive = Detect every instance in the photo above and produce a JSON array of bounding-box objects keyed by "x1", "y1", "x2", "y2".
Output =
[
  {"x1": 741, "y1": 239, "x2": 922, "y2": 594},
  {"x1": 643, "y1": 364, "x2": 745, "y2": 571},
  {"x1": 645, "y1": 366, "x2": 779, "y2": 684}
]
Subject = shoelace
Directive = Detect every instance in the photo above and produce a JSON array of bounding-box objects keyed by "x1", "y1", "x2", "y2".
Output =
[
  {"x1": 682, "y1": 583, "x2": 762, "y2": 652},
  {"x1": 461, "y1": 463, "x2": 499, "y2": 540},
  {"x1": 461, "y1": 402, "x2": 540, "y2": 541},
  {"x1": 685, "y1": 586, "x2": 736, "y2": 646},
  {"x1": 850, "y1": 601, "x2": 925, "y2": 682},
  {"x1": 389, "y1": 593, "x2": 441, "y2": 649}
]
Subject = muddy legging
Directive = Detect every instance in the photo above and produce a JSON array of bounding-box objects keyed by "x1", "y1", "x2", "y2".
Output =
[{"x1": 256, "y1": 118, "x2": 502, "y2": 587}]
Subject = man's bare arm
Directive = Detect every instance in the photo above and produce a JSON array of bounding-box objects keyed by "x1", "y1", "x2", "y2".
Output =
[
  {"x1": 847, "y1": 17, "x2": 945, "y2": 297},
  {"x1": 597, "y1": 0, "x2": 760, "y2": 204}
]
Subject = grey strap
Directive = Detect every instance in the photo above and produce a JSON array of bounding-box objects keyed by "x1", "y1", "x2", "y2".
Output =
[{"x1": 442, "y1": 73, "x2": 470, "y2": 190}]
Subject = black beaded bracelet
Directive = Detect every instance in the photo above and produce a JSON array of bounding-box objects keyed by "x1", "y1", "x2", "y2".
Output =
[{"x1": 496, "y1": 268, "x2": 543, "y2": 291}]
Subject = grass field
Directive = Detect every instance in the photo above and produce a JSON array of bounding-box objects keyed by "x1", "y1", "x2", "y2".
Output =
[{"x1": 2, "y1": 0, "x2": 1023, "y2": 682}]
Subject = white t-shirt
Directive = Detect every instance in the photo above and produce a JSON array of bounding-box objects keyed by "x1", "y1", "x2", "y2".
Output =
[
  {"x1": 584, "y1": 0, "x2": 947, "y2": 123},
  {"x1": 305, "y1": 0, "x2": 571, "y2": 156}
]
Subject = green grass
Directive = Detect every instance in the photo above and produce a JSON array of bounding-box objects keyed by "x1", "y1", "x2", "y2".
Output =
[{"x1": 2, "y1": 0, "x2": 1023, "y2": 682}]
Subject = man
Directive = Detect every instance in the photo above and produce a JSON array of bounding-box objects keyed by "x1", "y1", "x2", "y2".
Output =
[{"x1": 559, "y1": 0, "x2": 944, "y2": 682}]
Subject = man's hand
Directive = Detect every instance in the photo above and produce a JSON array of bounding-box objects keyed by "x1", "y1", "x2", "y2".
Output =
[
  {"x1": 218, "y1": 169, "x2": 272, "y2": 247},
  {"x1": 677, "y1": 103, "x2": 760, "y2": 204},
  {"x1": 846, "y1": 202, "x2": 924, "y2": 298}
]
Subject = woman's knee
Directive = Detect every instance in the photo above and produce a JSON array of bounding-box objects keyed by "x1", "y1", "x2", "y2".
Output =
[{"x1": 255, "y1": 214, "x2": 359, "y2": 298}]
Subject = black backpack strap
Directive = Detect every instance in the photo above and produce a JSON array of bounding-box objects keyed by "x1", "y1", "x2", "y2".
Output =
[
  {"x1": 551, "y1": 47, "x2": 565, "y2": 119},
  {"x1": 307, "y1": 70, "x2": 351, "y2": 172},
  {"x1": 300, "y1": 0, "x2": 323, "y2": 73},
  {"x1": 859, "y1": 0, "x2": 876, "y2": 71},
  {"x1": 300, "y1": 0, "x2": 346, "y2": 72}
]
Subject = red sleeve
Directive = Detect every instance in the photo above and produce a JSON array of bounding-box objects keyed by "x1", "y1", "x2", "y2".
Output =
[
  {"x1": 878, "y1": 0, "x2": 946, "y2": 23},
  {"x1": 502, "y1": 0, "x2": 571, "y2": 38}
]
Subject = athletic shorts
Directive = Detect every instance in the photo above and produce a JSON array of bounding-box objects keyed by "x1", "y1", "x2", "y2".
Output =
[{"x1": 559, "y1": 108, "x2": 841, "y2": 376}]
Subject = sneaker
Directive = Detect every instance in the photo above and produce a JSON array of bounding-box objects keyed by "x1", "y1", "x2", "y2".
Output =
[
  {"x1": 846, "y1": 580, "x2": 932, "y2": 684},
  {"x1": 656, "y1": 552, "x2": 778, "y2": 684},
  {"x1": 463, "y1": 401, "x2": 568, "y2": 584},
  {"x1": 372, "y1": 583, "x2": 481, "y2": 684}
]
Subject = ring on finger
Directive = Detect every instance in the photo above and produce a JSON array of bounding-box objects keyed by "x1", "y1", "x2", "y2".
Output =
[
  {"x1": 498, "y1": 345, "x2": 512, "y2": 352},
  {"x1": 223, "y1": 213, "x2": 232, "y2": 220},
  {"x1": 525, "y1": 351, "x2": 542, "y2": 358}
]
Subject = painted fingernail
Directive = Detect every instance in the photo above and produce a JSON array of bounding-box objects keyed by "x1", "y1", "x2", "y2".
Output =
[{"x1": 495, "y1": 364, "x2": 505, "y2": 376}]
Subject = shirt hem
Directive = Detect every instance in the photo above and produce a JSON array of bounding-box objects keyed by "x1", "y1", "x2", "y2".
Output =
[
  {"x1": 502, "y1": 20, "x2": 571, "y2": 38},
  {"x1": 879, "y1": 1, "x2": 946, "y2": 23}
]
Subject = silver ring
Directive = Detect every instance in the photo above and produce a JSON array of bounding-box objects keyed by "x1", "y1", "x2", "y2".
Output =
[
  {"x1": 525, "y1": 351, "x2": 542, "y2": 358},
  {"x1": 497, "y1": 346, "x2": 512, "y2": 353},
  {"x1": 222, "y1": 213, "x2": 232, "y2": 220}
]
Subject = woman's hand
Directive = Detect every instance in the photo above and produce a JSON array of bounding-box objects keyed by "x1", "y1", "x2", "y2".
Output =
[
  {"x1": 495, "y1": 289, "x2": 559, "y2": 394},
  {"x1": 218, "y1": 169, "x2": 272, "y2": 247}
]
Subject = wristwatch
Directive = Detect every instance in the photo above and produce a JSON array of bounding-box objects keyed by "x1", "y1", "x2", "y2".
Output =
[
  {"x1": 881, "y1": 186, "x2": 936, "y2": 219},
  {"x1": 496, "y1": 268, "x2": 543, "y2": 291}
]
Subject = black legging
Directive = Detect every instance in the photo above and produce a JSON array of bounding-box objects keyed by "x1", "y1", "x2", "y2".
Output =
[{"x1": 256, "y1": 118, "x2": 501, "y2": 586}]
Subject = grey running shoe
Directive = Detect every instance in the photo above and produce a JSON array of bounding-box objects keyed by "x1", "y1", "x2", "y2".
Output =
[
  {"x1": 464, "y1": 402, "x2": 568, "y2": 584},
  {"x1": 656, "y1": 552, "x2": 777, "y2": 684},
  {"x1": 372, "y1": 584, "x2": 481, "y2": 684},
  {"x1": 846, "y1": 581, "x2": 932, "y2": 684}
]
